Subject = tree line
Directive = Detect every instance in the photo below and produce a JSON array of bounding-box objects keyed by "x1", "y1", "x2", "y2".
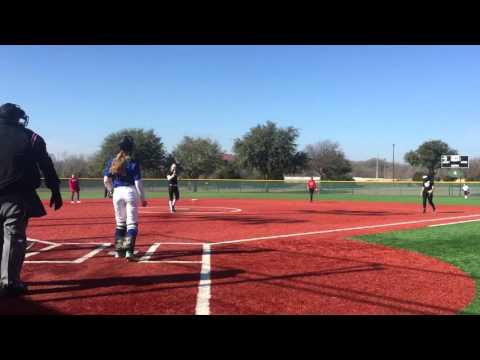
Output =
[{"x1": 51, "y1": 121, "x2": 477, "y2": 181}]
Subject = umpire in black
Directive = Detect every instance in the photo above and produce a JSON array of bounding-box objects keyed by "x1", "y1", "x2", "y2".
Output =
[{"x1": 0, "y1": 103, "x2": 63, "y2": 297}]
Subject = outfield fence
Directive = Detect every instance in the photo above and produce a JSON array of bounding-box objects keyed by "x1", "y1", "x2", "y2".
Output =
[{"x1": 38, "y1": 178, "x2": 480, "y2": 198}]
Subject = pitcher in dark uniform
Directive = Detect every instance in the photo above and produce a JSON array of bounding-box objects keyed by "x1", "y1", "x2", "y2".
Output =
[
  {"x1": 0, "y1": 103, "x2": 62, "y2": 297},
  {"x1": 421, "y1": 174, "x2": 436, "y2": 213},
  {"x1": 166, "y1": 163, "x2": 179, "y2": 213}
]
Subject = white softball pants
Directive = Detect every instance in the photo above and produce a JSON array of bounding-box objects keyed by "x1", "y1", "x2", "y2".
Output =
[{"x1": 112, "y1": 186, "x2": 138, "y2": 231}]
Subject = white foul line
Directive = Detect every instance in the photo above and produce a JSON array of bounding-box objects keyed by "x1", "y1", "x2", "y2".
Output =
[
  {"x1": 195, "y1": 244, "x2": 212, "y2": 315},
  {"x1": 212, "y1": 214, "x2": 480, "y2": 246},
  {"x1": 429, "y1": 219, "x2": 480, "y2": 227},
  {"x1": 73, "y1": 243, "x2": 111, "y2": 264}
]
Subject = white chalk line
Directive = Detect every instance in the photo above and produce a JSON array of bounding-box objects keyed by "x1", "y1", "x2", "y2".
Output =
[
  {"x1": 141, "y1": 260, "x2": 202, "y2": 264},
  {"x1": 140, "y1": 243, "x2": 161, "y2": 262},
  {"x1": 139, "y1": 206, "x2": 242, "y2": 215},
  {"x1": 195, "y1": 244, "x2": 212, "y2": 315},
  {"x1": 73, "y1": 243, "x2": 111, "y2": 264},
  {"x1": 429, "y1": 219, "x2": 480, "y2": 227},
  {"x1": 25, "y1": 244, "x2": 62, "y2": 258},
  {"x1": 27, "y1": 238, "x2": 58, "y2": 246},
  {"x1": 211, "y1": 213, "x2": 480, "y2": 246}
]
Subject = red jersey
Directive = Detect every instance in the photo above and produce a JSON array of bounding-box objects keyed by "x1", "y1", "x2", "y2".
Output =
[
  {"x1": 69, "y1": 178, "x2": 80, "y2": 191},
  {"x1": 307, "y1": 179, "x2": 317, "y2": 190}
]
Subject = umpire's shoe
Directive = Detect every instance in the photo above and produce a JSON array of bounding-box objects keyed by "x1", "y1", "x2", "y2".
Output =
[{"x1": 0, "y1": 283, "x2": 29, "y2": 298}]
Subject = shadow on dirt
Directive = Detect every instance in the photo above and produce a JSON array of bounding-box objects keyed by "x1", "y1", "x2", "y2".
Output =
[
  {"x1": 298, "y1": 209, "x2": 413, "y2": 216},
  {"x1": 27, "y1": 269, "x2": 245, "y2": 297}
]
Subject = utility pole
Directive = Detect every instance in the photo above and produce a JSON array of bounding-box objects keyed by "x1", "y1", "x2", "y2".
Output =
[{"x1": 392, "y1": 144, "x2": 395, "y2": 182}]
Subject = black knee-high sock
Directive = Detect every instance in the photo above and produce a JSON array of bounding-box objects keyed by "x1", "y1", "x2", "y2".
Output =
[
  {"x1": 428, "y1": 193, "x2": 435, "y2": 211},
  {"x1": 115, "y1": 225, "x2": 127, "y2": 251}
]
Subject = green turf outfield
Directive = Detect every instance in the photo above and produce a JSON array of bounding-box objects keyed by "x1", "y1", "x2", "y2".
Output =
[
  {"x1": 355, "y1": 222, "x2": 480, "y2": 315},
  {"x1": 39, "y1": 190, "x2": 480, "y2": 207}
]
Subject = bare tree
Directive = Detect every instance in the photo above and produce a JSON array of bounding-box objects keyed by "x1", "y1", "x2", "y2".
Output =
[{"x1": 305, "y1": 140, "x2": 352, "y2": 180}]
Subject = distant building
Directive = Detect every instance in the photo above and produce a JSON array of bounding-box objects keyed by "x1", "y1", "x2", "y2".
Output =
[
  {"x1": 222, "y1": 153, "x2": 236, "y2": 162},
  {"x1": 284, "y1": 176, "x2": 321, "y2": 183}
]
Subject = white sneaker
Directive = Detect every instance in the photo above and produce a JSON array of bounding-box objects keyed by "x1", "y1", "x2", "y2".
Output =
[
  {"x1": 125, "y1": 251, "x2": 136, "y2": 261},
  {"x1": 114, "y1": 252, "x2": 121, "y2": 258},
  {"x1": 76, "y1": 201, "x2": 81, "y2": 203},
  {"x1": 70, "y1": 201, "x2": 74, "y2": 204}
]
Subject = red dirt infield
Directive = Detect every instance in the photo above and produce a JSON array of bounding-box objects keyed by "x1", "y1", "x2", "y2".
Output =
[{"x1": 1, "y1": 197, "x2": 478, "y2": 315}]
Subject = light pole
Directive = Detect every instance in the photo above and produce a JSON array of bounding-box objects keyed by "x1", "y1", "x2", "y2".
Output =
[{"x1": 392, "y1": 144, "x2": 395, "y2": 182}]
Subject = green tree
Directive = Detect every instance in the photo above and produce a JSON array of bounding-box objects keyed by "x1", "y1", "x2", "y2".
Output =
[
  {"x1": 95, "y1": 128, "x2": 166, "y2": 177},
  {"x1": 305, "y1": 140, "x2": 353, "y2": 180},
  {"x1": 404, "y1": 140, "x2": 457, "y2": 175},
  {"x1": 233, "y1": 121, "x2": 300, "y2": 180},
  {"x1": 288, "y1": 151, "x2": 309, "y2": 175},
  {"x1": 215, "y1": 158, "x2": 243, "y2": 179},
  {"x1": 172, "y1": 136, "x2": 223, "y2": 178}
]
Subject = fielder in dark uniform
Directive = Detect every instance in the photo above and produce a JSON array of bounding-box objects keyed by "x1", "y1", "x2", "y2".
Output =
[
  {"x1": 167, "y1": 163, "x2": 179, "y2": 213},
  {"x1": 0, "y1": 103, "x2": 62, "y2": 297},
  {"x1": 422, "y1": 174, "x2": 436, "y2": 213}
]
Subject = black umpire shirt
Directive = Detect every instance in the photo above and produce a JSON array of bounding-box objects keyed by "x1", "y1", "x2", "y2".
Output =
[{"x1": 0, "y1": 119, "x2": 60, "y2": 216}]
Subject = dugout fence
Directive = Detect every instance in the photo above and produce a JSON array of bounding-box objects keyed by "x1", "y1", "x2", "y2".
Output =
[{"x1": 38, "y1": 178, "x2": 480, "y2": 197}]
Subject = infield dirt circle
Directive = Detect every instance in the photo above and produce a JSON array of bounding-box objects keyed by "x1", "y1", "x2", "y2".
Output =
[{"x1": 1, "y1": 198, "x2": 477, "y2": 315}]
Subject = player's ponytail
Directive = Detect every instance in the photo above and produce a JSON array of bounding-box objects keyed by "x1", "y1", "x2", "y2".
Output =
[
  {"x1": 110, "y1": 135, "x2": 134, "y2": 175},
  {"x1": 110, "y1": 151, "x2": 128, "y2": 175}
]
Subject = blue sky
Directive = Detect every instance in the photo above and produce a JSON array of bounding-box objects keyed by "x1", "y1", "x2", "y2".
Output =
[{"x1": 1, "y1": 45, "x2": 479, "y2": 162}]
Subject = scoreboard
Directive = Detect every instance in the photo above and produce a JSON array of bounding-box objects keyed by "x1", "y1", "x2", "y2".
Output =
[{"x1": 441, "y1": 155, "x2": 469, "y2": 168}]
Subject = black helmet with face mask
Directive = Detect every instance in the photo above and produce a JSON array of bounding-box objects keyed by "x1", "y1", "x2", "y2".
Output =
[{"x1": 0, "y1": 103, "x2": 29, "y2": 127}]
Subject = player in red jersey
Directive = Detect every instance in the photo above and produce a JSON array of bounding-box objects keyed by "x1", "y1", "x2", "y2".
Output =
[
  {"x1": 307, "y1": 177, "x2": 318, "y2": 202},
  {"x1": 69, "y1": 174, "x2": 81, "y2": 204}
]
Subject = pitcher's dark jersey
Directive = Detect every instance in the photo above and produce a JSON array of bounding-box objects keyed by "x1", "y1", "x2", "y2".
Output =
[
  {"x1": 422, "y1": 176, "x2": 434, "y2": 192},
  {"x1": 167, "y1": 171, "x2": 178, "y2": 187}
]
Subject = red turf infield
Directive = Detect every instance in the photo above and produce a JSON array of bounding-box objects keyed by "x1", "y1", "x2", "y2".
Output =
[{"x1": 1, "y1": 197, "x2": 478, "y2": 315}]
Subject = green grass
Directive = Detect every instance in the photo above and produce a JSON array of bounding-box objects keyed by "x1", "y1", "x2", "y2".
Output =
[
  {"x1": 355, "y1": 222, "x2": 480, "y2": 314},
  {"x1": 38, "y1": 190, "x2": 480, "y2": 206}
]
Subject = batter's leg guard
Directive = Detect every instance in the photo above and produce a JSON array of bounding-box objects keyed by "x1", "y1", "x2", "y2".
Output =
[
  {"x1": 114, "y1": 225, "x2": 127, "y2": 257},
  {"x1": 124, "y1": 225, "x2": 138, "y2": 260},
  {"x1": 124, "y1": 226, "x2": 138, "y2": 253}
]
